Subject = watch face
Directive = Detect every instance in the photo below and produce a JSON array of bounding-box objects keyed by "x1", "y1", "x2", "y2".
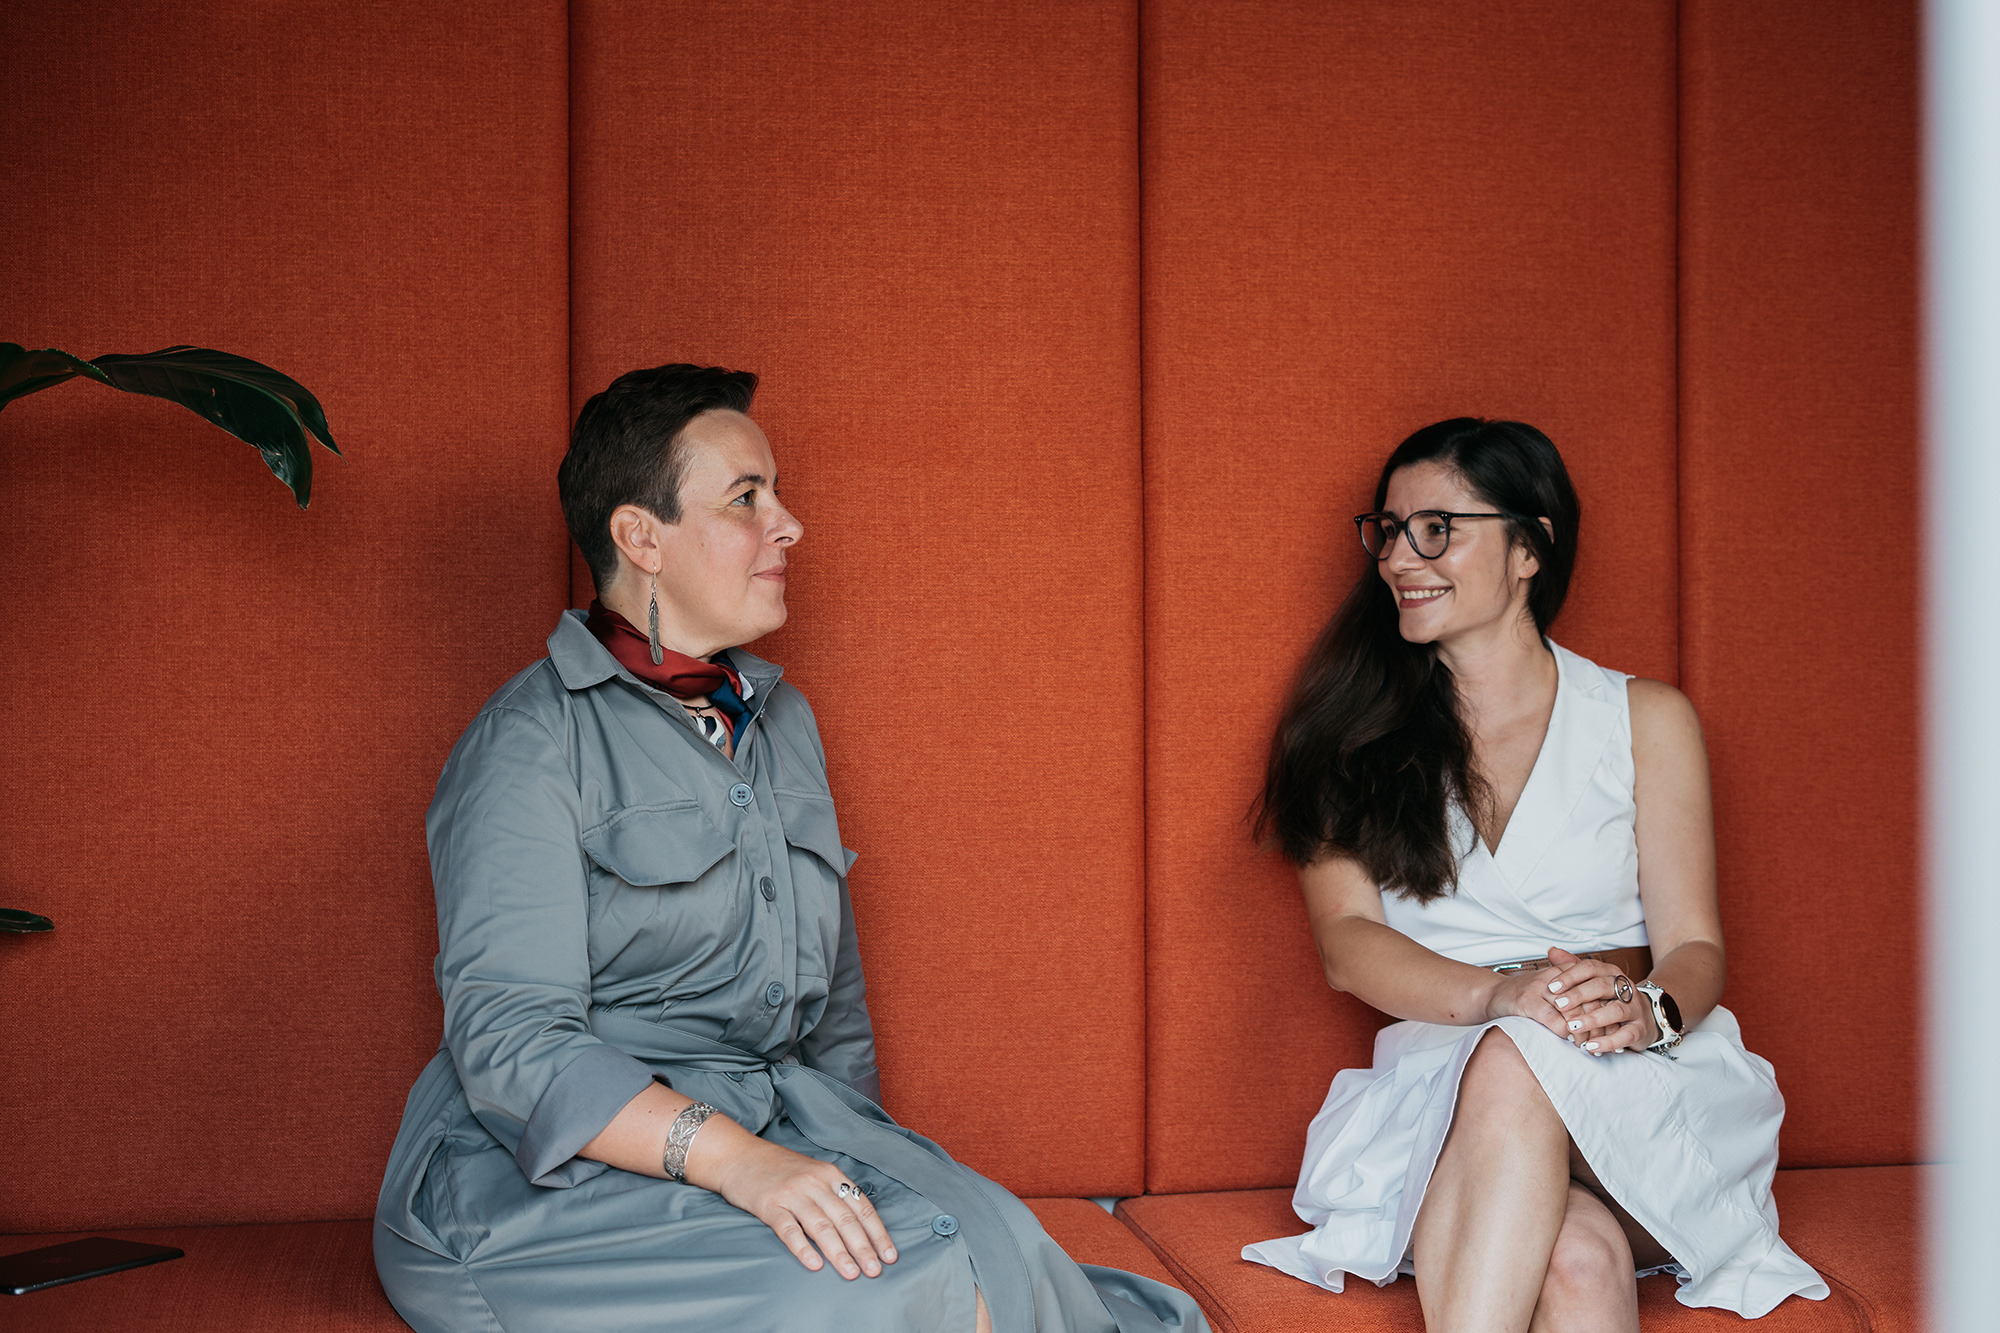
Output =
[{"x1": 1659, "y1": 989, "x2": 1684, "y2": 1034}]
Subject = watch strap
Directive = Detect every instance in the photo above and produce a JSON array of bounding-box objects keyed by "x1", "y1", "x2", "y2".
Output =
[{"x1": 1634, "y1": 981, "x2": 1683, "y2": 1055}]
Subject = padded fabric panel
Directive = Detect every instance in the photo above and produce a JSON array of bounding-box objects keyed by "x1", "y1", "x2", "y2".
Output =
[
  {"x1": 1768, "y1": 1165, "x2": 1928, "y2": 1333},
  {"x1": 0, "y1": 1221, "x2": 403, "y2": 1331},
  {"x1": 570, "y1": 0, "x2": 1146, "y2": 1197},
  {"x1": 1114, "y1": 1169, "x2": 1916, "y2": 1333},
  {"x1": 1678, "y1": 0, "x2": 1920, "y2": 1166},
  {"x1": 0, "y1": 2, "x2": 570, "y2": 1229},
  {"x1": 0, "y1": 1208, "x2": 1185, "y2": 1328},
  {"x1": 1141, "y1": 0, "x2": 1678, "y2": 1193},
  {"x1": 1021, "y1": 1199, "x2": 1181, "y2": 1288}
]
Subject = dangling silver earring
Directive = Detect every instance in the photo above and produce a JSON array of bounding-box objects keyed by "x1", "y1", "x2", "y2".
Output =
[{"x1": 647, "y1": 580, "x2": 664, "y2": 665}]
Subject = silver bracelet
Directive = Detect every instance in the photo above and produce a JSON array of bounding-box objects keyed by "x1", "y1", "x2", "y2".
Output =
[{"x1": 662, "y1": 1101, "x2": 717, "y2": 1182}]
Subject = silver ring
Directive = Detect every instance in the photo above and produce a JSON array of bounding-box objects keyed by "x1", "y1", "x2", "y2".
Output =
[
  {"x1": 1613, "y1": 976, "x2": 1634, "y2": 1003},
  {"x1": 836, "y1": 1182, "x2": 859, "y2": 1200}
]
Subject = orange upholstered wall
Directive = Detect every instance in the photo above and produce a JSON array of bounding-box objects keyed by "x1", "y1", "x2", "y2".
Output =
[
  {"x1": 0, "y1": 0, "x2": 1917, "y2": 1237},
  {"x1": 1678, "y1": 0, "x2": 1921, "y2": 1167},
  {"x1": 567, "y1": 0, "x2": 1150, "y2": 1199},
  {"x1": 0, "y1": 2, "x2": 571, "y2": 1230},
  {"x1": 1140, "y1": 0, "x2": 1681, "y2": 1193}
]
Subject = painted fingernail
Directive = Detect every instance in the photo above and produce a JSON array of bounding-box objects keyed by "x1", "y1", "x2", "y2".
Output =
[
  {"x1": 1548, "y1": 981, "x2": 1563, "y2": 993},
  {"x1": 1555, "y1": 997, "x2": 1570, "y2": 1009},
  {"x1": 1568, "y1": 1019, "x2": 1582, "y2": 1031},
  {"x1": 1584, "y1": 1041, "x2": 1599, "y2": 1051}
]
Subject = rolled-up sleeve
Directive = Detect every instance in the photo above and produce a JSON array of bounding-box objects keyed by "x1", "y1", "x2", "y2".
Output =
[{"x1": 427, "y1": 704, "x2": 655, "y2": 1187}]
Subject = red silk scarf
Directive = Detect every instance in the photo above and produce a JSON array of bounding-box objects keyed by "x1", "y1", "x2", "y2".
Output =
[{"x1": 582, "y1": 601, "x2": 747, "y2": 702}]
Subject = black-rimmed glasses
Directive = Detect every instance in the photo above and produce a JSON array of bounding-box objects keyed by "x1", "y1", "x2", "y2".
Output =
[{"x1": 1354, "y1": 510, "x2": 1510, "y2": 560}]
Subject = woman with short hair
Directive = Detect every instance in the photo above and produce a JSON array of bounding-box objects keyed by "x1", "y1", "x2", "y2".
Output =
[
  {"x1": 1243, "y1": 419, "x2": 1827, "y2": 1329},
  {"x1": 373, "y1": 363, "x2": 1208, "y2": 1333}
]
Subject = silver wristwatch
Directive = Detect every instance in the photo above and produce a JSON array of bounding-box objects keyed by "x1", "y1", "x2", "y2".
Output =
[{"x1": 1634, "y1": 981, "x2": 1684, "y2": 1057}]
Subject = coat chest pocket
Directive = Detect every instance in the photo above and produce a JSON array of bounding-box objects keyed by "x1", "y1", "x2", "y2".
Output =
[
  {"x1": 773, "y1": 788, "x2": 856, "y2": 880},
  {"x1": 582, "y1": 802, "x2": 736, "y2": 905}
]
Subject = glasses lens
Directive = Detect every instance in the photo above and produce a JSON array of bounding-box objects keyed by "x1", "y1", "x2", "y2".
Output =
[
  {"x1": 1359, "y1": 516, "x2": 1393, "y2": 557},
  {"x1": 1408, "y1": 512, "x2": 1451, "y2": 558}
]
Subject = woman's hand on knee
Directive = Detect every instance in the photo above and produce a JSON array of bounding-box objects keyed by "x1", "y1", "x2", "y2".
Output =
[{"x1": 695, "y1": 1131, "x2": 898, "y2": 1279}]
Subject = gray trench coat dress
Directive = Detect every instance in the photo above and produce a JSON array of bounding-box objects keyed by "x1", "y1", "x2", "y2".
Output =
[{"x1": 374, "y1": 611, "x2": 1208, "y2": 1333}]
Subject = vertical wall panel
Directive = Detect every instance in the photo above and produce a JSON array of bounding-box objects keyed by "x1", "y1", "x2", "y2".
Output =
[
  {"x1": 1680, "y1": 0, "x2": 1920, "y2": 1167},
  {"x1": 571, "y1": 0, "x2": 1147, "y2": 1197},
  {"x1": 0, "y1": 2, "x2": 571, "y2": 1229},
  {"x1": 1142, "y1": 0, "x2": 1679, "y2": 1192}
]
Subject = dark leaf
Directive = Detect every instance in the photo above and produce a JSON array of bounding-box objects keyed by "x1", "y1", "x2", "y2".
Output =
[
  {"x1": 0, "y1": 909, "x2": 54, "y2": 934},
  {"x1": 0, "y1": 343, "x2": 111, "y2": 410},
  {"x1": 90, "y1": 346, "x2": 342, "y2": 508}
]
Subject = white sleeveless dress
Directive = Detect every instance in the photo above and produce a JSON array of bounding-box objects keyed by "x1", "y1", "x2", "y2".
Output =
[{"x1": 1242, "y1": 644, "x2": 1828, "y2": 1318}]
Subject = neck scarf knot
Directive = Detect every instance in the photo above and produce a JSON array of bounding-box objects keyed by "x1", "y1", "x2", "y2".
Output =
[{"x1": 583, "y1": 601, "x2": 755, "y2": 753}]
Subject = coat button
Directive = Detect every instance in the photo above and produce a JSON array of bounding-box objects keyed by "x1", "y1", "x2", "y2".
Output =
[
  {"x1": 760, "y1": 875, "x2": 776, "y2": 901},
  {"x1": 931, "y1": 1214, "x2": 959, "y2": 1237},
  {"x1": 729, "y1": 783, "x2": 753, "y2": 807},
  {"x1": 765, "y1": 981, "x2": 785, "y2": 1007}
]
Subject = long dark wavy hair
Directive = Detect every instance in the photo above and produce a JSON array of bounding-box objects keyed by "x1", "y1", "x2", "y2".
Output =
[{"x1": 1256, "y1": 419, "x2": 1581, "y2": 900}]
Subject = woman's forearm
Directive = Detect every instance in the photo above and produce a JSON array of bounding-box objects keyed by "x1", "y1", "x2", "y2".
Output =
[
  {"x1": 577, "y1": 1078, "x2": 804, "y2": 1199},
  {"x1": 579, "y1": 1079, "x2": 705, "y2": 1178},
  {"x1": 1643, "y1": 938, "x2": 1726, "y2": 1034},
  {"x1": 1319, "y1": 913, "x2": 1507, "y2": 1025}
]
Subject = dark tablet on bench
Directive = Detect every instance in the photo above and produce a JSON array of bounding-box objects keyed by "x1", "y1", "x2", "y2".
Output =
[{"x1": 0, "y1": 1236, "x2": 185, "y2": 1295}]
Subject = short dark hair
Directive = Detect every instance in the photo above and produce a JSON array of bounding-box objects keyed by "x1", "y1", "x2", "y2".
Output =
[{"x1": 559, "y1": 364, "x2": 759, "y2": 593}]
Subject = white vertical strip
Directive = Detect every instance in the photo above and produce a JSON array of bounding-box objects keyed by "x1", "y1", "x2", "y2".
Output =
[{"x1": 1928, "y1": 3, "x2": 2000, "y2": 1330}]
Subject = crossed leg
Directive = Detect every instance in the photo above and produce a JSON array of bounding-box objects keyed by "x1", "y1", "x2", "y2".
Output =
[{"x1": 1410, "y1": 1028, "x2": 1668, "y2": 1333}]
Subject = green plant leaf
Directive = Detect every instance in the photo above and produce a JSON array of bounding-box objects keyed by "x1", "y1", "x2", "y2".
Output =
[
  {"x1": 0, "y1": 908, "x2": 54, "y2": 934},
  {"x1": 0, "y1": 342, "x2": 111, "y2": 409},
  {"x1": 89, "y1": 346, "x2": 342, "y2": 508}
]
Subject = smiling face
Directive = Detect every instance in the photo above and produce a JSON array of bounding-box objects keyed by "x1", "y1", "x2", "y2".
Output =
[
  {"x1": 609, "y1": 409, "x2": 802, "y2": 658},
  {"x1": 1377, "y1": 460, "x2": 1540, "y2": 648}
]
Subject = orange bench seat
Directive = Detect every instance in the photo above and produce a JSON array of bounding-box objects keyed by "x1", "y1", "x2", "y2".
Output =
[{"x1": 1112, "y1": 1166, "x2": 1925, "y2": 1333}]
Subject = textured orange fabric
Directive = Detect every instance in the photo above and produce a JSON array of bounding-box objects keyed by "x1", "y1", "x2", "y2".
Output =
[
  {"x1": 1021, "y1": 1199, "x2": 1180, "y2": 1287},
  {"x1": 0, "y1": 1221, "x2": 403, "y2": 1331},
  {"x1": 0, "y1": 2, "x2": 570, "y2": 1231},
  {"x1": 0, "y1": 1208, "x2": 1179, "y2": 1328},
  {"x1": 568, "y1": 0, "x2": 1147, "y2": 1198},
  {"x1": 1113, "y1": 1169, "x2": 1915, "y2": 1333},
  {"x1": 1118, "y1": 1189, "x2": 1421, "y2": 1333},
  {"x1": 1770, "y1": 1166, "x2": 1929, "y2": 1333},
  {"x1": 1139, "y1": 0, "x2": 1680, "y2": 1194},
  {"x1": 1678, "y1": 0, "x2": 1921, "y2": 1169}
]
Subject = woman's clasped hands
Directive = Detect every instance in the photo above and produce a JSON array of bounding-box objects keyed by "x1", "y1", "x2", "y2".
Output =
[{"x1": 1486, "y1": 946, "x2": 1660, "y2": 1055}]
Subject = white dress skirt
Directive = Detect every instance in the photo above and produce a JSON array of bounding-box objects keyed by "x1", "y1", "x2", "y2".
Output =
[{"x1": 1243, "y1": 644, "x2": 1829, "y2": 1318}]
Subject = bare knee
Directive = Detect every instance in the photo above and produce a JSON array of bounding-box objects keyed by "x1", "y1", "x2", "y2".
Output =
[
  {"x1": 1543, "y1": 1194, "x2": 1634, "y2": 1304},
  {"x1": 1458, "y1": 1029, "x2": 1555, "y2": 1119}
]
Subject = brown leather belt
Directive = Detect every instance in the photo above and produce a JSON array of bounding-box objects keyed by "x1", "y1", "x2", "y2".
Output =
[{"x1": 1489, "y1": 945, "x2": 1652, "y2": 980}]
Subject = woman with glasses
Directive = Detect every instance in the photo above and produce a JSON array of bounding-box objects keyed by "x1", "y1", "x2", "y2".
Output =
[{"x1": 1241, "y1": 420, "x2": 1826, "y2": 1329}]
